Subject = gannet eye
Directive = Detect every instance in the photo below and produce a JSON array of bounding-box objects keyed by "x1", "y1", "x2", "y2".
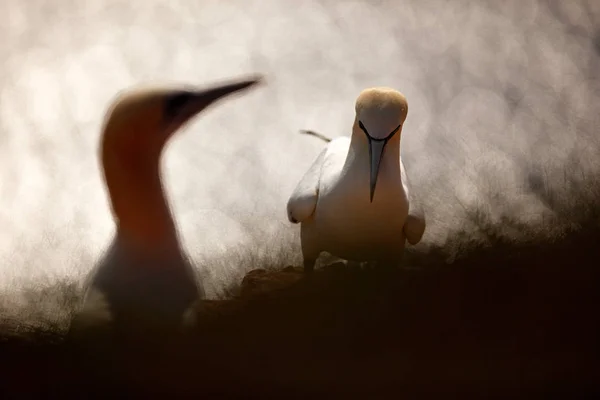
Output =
[{"x1": 164, "y1": 91, "x2": 193, "y2": 120}]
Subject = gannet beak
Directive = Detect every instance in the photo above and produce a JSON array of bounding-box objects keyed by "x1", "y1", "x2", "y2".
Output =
[
  {"x1": 196, "y1": 76, "x2": 262, "y2": 108},
  {"x1": 368, "y1": 138, "x2": 386, "y2": 203},
  {"x1": 184, "y1": 76, "x2": 262, "y2": 120}
]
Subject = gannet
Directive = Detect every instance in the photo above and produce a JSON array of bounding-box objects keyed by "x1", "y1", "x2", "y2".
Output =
[
  {"x1": 69, "y1": 76, "x2": 262, "y2": 344},
  {"x1": 287, "y1": 88, "x2": 426, "y2": 272}
]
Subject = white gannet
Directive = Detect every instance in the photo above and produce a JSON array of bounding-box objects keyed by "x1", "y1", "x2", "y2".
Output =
[
  {"x1": 69, "y1": 76, "x2": 262, "y2": 344},
  {"x1": 287, "y1": 88, "x2": 425, "y2": 273}
]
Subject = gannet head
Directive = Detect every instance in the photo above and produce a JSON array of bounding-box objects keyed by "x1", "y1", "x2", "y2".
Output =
[
  {"x1": 354, "y1": 87, "x2": 408, "y2": 202},
  {"x1": 101, "y1": 76, "x2": 262, "y2": 166}
]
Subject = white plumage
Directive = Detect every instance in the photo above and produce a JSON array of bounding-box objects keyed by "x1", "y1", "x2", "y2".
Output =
[{"x1": 287, "y1": 87, "x2": 425, "y2": 272}]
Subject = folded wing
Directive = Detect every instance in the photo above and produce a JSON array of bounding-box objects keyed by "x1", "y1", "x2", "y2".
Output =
[
  {"x1": 286, "y1": 146, "x2": 328, "y2": 223},
  {"x1": 401, "y1": 159, "x2": 426, "y2": 245}
]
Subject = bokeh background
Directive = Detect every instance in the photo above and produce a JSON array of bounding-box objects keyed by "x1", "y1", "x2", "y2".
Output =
[{"x1": 1, "y1": 0, "x2": 599, "y2": 331}]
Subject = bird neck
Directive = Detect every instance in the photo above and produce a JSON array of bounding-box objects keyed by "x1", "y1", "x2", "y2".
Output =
[{"x1": 103, "y1": 153, "x2": 181, "y2": 252}]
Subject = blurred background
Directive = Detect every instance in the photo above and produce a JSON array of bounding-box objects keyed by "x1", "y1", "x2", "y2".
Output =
[{"x1": 0, "y1": 0, "x2": 598, "y2": 329}]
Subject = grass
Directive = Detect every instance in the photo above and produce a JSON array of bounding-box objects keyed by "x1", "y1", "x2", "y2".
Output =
[
  {"x1": 1, "y1": 162, "x2": 599, "y2": 398},
  {"x1": 1, "y1": 157, "x2": 600, "y2": 399},
  {"x1": 1, "y1": 217, "x2": 599, "y2": 398}
]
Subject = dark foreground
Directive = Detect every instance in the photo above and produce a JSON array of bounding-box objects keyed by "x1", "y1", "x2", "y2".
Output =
[{"x1": 1, "y1": 230, "x2": 599, "y2": 399}]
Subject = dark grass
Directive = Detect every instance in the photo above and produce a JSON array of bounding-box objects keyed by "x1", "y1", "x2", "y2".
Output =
[
  {"x1": 1, "y1": 220, "x2": 599, "y2": 398},
  {"x1": 2, "y1": 148, "x2": 599, "y2": 399}
]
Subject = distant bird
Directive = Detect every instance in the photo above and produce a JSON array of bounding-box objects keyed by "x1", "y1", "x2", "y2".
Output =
[
  {"x1": 69, "y1": 76, "x2": 262, "y2": 345},
  {"x1": 287, "y1": 88, "x2": 425, "y2": 273}
]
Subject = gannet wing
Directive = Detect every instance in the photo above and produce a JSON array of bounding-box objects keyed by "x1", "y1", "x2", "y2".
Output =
[
  {"x1": 401, "y1": 159, "x2": 426, "y2": 245},
  {"x1": 287, "y1": 146, "x2": 329, "y2": 223}
]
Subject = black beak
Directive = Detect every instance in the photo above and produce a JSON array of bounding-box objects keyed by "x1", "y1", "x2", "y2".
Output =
[
  {"x1": 192, "y1": 76, "x2": 263, "y2": 111},
  {"x1": 165, "y1": 75, "x2": 263, "y2": 125}
]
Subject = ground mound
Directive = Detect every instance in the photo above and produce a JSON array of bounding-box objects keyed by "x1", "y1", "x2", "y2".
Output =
[{"x1": 1, "y1": 226, "x2": 599, "y2": 398}]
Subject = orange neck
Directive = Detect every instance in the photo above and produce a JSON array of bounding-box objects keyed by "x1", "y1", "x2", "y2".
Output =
[{"x1": 103, "y1": 151, "x2": 181, "y2": 253}]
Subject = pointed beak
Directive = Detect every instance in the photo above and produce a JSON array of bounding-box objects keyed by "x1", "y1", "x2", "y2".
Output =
[
  {"x1": 195, "y1": 75, "x2": 263, "y2": 108},
  {"x1": 179, "y1": 75, "x2": 263, "y2": 123},
  {"x1": 368, "y1": 138, "x2": 387, "y2": 203}
]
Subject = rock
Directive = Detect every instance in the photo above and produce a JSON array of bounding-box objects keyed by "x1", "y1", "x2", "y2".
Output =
[
  {"x1": 322, "y1": 262, "x2": 346, "y2": 273},
  {"x1": 239, "y1": 267, "x2": 304, "y2": 298}
]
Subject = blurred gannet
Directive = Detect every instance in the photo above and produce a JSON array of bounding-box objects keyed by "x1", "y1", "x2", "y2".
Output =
[
  {"x1": 69, "y1": 76, "x2": 262, "y2": 344},
  {"x1": 287, "y1": 88, "x2": 425, "y2": 272}
]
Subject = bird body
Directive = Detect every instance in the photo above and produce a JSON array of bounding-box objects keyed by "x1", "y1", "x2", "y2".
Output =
[
  {"x1": 70, "y1": 77, "x2": 262, "y2": 344},
  {"x1": 78, "y1": 230, "x2": 200, "y2": 341},
  {"x1": 287, "y1": 88, "x2": 425, "y2": 271}
]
